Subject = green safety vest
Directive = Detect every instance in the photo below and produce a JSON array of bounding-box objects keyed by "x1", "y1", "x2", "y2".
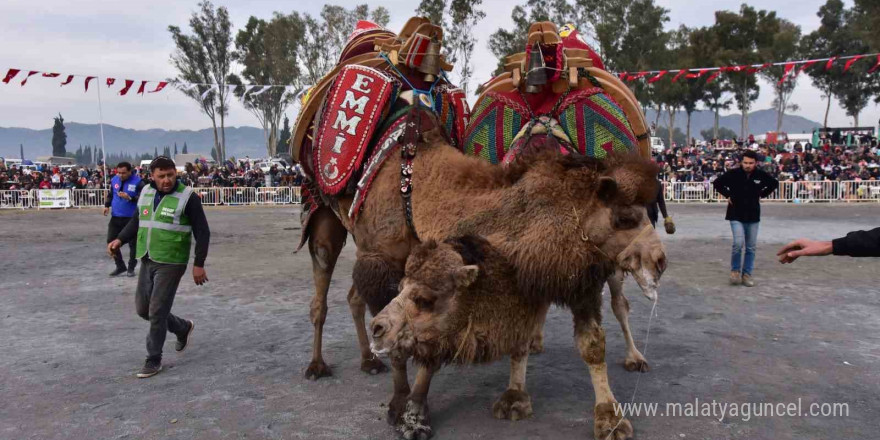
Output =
[{"x1": 135, "y1": 182, "x2": 194, "y2": 265}]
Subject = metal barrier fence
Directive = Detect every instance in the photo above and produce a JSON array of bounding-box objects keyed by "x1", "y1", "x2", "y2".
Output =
[{"x1": 2, "y1": 183, "x2": 877, "y2": 210}]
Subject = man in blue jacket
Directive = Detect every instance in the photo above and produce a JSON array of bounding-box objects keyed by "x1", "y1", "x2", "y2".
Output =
[{"x1": 104, "y1": 162, "x2": 144, "y2": 277}]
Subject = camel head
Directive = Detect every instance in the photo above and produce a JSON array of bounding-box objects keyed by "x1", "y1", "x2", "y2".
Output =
[
  {"x1": 564, "y1": 153, "x2": 667, "y2": 300},
  {"x1": 370, "y1": 240, "x2": 480, "y2": 358}
]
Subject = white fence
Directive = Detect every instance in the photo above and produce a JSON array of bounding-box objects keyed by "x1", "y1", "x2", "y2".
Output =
[
  {"x1": 2, "y1": 183, "x2": 878, "y2": 210},
  {"x1": 662, "y1": 181, "x2": 880, "y2": 203},
  {"x1": 0, "y1": 187, "x2": 302, "y2": 209}
]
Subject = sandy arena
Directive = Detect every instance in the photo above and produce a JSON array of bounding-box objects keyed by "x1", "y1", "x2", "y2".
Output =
[{"x1": 0, "y1": 203, "x2": 878, "y2": 440}]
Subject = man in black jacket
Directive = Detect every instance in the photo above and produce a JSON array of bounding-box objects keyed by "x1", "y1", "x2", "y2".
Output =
[
  {"x1": 712, "y1": 150, "x2": 779, "y2": 287},
  {"x1": 777, "y1": 227, "x2": 880, "y2": 262}
]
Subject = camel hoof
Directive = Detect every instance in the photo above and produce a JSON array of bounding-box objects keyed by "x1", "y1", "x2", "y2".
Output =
[
  {"x1": 397, "y1": 400, "x2": 432, "y2": 440},
  {"x1": 529, "y1": 338, "x2": 544, "y2": 355},
  {"x1": 304, "y1": 360, "x2": 332, "y2": 380},
  {"x1": 387, "y1": 393, "x2": 408, "y2": 425},
  {"x1": 492, "y1": 389, "x2": 533, "y2": 421},
  {"x1": 361, "y1": 356, "x2": 389, "y2": 375},
  {"x1": 593, "y1": 402, "x2": 634, "y2": 440},
  {"x1": 624, "y1": 356, "x2": 650, "y2": 373}
]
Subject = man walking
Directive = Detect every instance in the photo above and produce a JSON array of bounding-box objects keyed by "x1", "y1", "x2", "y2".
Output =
[
  {"x1": 712, "y1": 150, "x2": 778, "y2": 287},
  {"x1": 104, "y1": 162, "x2": 144, "y2": 277},
  {"x1": 108, "y1": 156, "x2": 210, "y2": 378}
]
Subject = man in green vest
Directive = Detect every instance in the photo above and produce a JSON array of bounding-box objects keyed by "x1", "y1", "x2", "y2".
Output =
[{"x1": 108, "y1": 156, "x2": 210, "y2": 378}]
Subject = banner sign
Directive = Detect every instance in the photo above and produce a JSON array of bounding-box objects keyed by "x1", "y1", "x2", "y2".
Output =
[{"x1": 38, "y1": 189, "x2": 70, "y2": 208}]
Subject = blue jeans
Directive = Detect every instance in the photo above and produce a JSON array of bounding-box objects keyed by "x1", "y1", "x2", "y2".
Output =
[{"x1": 730, "y1": 221, "x2": 759, "y2": 275}]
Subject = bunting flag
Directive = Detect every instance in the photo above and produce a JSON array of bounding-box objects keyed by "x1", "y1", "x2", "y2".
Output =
[
  {"x1": 2, "y1": 68, "x2": 19, "y2": 84},
  {"x1": 242, "y1": 84, "x2": 257, "y2": 98},
  {"x1": 685, "y1": 69, "x2": 709, "y2": 79},
  {"x1": 705, "y1": 67, "x2": 728, "y2": 84},
  {"x1": 844, "y1": 55, "x2": 863, "y2": 71},
  {"x1": 136, "y1": 80, "x2": 147, "y2": 95},
  {"x1": 60, "y1": 75, "x2": 74, "y2": 86},
  {"x1": 149, "y1": 82, "x2": 168, "y2": 93},
  {"x1": 200, "y1": 84, "x2": 218, "y2": 100},
  {"x1": 746, "y1": 63, "x2": 771, "y2": 74},
  {"x1": 20, "y1": 70, "x2": 39, "y2": 86},
  {"x1": 869, "y1": 55, "x2": 880, "y2": 73},
  {"x1": 118, "y1": 79, "x2": 134, "y2": 95},
  {"x1": 250, "y1": 85, "x2": 271, "y2": 96},
  {"x1": 671, "y1": 70, "x2": 687, "y2": 82},
  {"x1": 648, "y1": 70, "x2": 668, "y2": 83},
  {"x1": 85, "y1": 76, "x2": 96, "y2": 92},
  {"x1": 106, "y1": 78, "x2": 116, "y2": 87},
  {"x1": 41, "y1": 73, "x2": 60, "y2": 78},
  {"x1": 798, "y1": 60, "x2": 818, "y2": 74},
  {"x1": 825, "y1": 56, "x2": 838, "y2": 70},
  {"x1": 778, "y1": 62, "x2": 796, "y2": 85}
]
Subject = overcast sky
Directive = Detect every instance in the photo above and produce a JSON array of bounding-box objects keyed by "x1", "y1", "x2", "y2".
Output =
[{"x1": 1, "y1": 0, "x2": 877, "y2": 132}]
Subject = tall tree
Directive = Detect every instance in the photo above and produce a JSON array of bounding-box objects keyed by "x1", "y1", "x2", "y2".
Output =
[
  {"x1": 277, "y1": 115, "x2": 291, "y2": 155},
  {"x1": 19, "y1": 143, "x2": 24, "y2": 160},
  {"x1": 168, "y1": 1, "x2": 233, "y2": 161},
  {"x1": 182, "y1": 142, "x2": 188, "y2": 154},
  {"x1": 416, "y1": 0, "x2": 446, "y2": 26},
  {"x1": 446, "y1": 0, "x2": 486, "y2": 96},
  {"x1": 803, "y1": 0, "x2": 849, "y2": 129},
  {"x1": 488, "y1": 0, "x2": 575, "y2": 75},
  {"x1": 231, "y1": 12, "x2": 306, "y2": 157},
  {"x1": 712, "y1": 5, "x2": 779, "y2": 139},
  {"x1": 51, "y1": 113, "x2": 67, "y2": 157},
  {"x1": 174, "y1": 142, "x2": 179, "y2": 156},
  {"x1": 758, "y1": 19, "x2": 801, "y2": 133}
]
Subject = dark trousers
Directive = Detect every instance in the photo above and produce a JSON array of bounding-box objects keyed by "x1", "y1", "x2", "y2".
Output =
[
  {"x1": 135, "y1": 257, "x2": 189, "y2": 361},
  {"x1": 108, "y1": 216, "x2": 136, "y2": 270}
]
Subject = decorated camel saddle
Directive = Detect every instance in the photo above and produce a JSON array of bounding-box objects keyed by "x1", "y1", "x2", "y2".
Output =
[
  {"x1": 291, "y1": 17, "x2": 469, "y2": 236},
  {"x1": 463, "y1": 22, "x2": 651, "y2": 164}
]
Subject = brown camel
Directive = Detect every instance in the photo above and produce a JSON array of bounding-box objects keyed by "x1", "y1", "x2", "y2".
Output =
[
  {"x1": 324, "y1": 112, "x2": 664, "y2": 438},
  {"x1": 370, "y1": 234, "x2": 652, "y2": 439}
]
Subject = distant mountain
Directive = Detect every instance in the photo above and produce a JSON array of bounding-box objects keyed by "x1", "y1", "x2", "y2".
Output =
[
  {"x1": 0, "y1": 122, "x2": 268, "y2": 159},
  {"x1": 644, "y1": 108, "x2": 821, "y2": 138},
  {"x1": 0, "y1": 108, "x2": 822, "y2": 159}
]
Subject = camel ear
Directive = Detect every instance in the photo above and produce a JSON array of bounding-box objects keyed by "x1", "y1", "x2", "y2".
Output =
[
  {"x1": 454, "y1": 265, "x2": 479, "y2": 288},
  {"x1": 597, "y1": 176, "x2": 618, "y2": 202}
]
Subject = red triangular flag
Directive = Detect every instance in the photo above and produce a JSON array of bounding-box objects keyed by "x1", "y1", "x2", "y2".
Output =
[
  {"x1": 798, "y1": 60, "x2": 818, "y2": 74},
  {"x1": 148, "y1": 82, "x2": 168, "y2": 93},
  {"x1": 41, "y1": 72, "x2": 60, "y2": 78},
  {"x1": 136, "y1": 80, "x2": 147, "y2": 95},
  {"x1": 118, "y1": 80, "x2": 134, "y2": 95},
  {"x1": 825, "y1": 56, "x2": 838, "y2": 71},
  {"x1": 844, "y1": 55, "x2": 863, "y2": 71},
  {"x1": 60, "y1": 75, "x2": 74, "y2": 86},
  {"x1": 705, "y1": 67, "x2": 728, "y2": 84},
  {"x1": 85, "y1": 76, "x2": 96, "y2": 92},
  {"x1": 647, "y1": 70, "x2": 668, "y2": 83},
  {"x1": 20, "y1": 70, "x2": 39, "y2": 86},
  {"x1": 868, "y1": 55, "x2": 880, "y2": 73},
  {"x1": 2, "y1": 68, "x2": 20, "y2": 84},
  {"x1": 746, "y1": 63, "x2": 771, "y2": 75},
  {"x1": 618, "y1": 71, "x2": 628, "y2": 80},
  {"x1": 671, "y1": 70, "x2": 687, "y2": 82},
  {"x1": 686, "y1": 69, "x2": 709, "y2": 79},
  {"x1": 106, "y1": 78, "x2": 116, "y2": 87},
  {"x1": 778, "y1": 63, "x2": 796, "y2": 85}
]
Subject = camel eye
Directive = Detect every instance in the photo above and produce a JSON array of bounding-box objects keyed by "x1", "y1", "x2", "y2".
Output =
[
  {"x1": 412, "y1": 295, "x2": 435, "y2": 311},
  {"x1": 613, "y1": 207, "x2": 641, "y2": 230}
]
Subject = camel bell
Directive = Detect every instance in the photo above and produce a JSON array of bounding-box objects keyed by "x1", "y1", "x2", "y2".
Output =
[
  {"x1": 525, "y1": 42, "x2": 547, "y2": 93},
  {"x1": 418, "y1": 38, "x2": 441, "y2": 82}
]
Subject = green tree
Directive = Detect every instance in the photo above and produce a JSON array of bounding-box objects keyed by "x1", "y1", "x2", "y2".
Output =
[
  {"x1": 803, "y1": 0, "x2": 851, "y2": 128},
  {"x1": 19, "y1": 143, "x2": 24, "y2": 160},
  {"x1": 758, "y1": 19, "x2": 801, "y2": 133},
  {"x1": 416, "y1": 0, "x2": 446, "y2": 26},
  {"x1": 487, "y1": 0, "x2": 575, "y2": 75},
  {"x1": 231, "y1": 12, "x2": 306, "y2": 157},
  {"x1": 277, "y1": 115, "x2": 291, "y2": 155},
  {"x1": 174, "y1": 142, "x2": 179, "y2": 156},
  {"x1": 169, "y1": 1, "x2": 233, "y2": 161},
  {"x1": 51, "y1": 113, "x2": 67, "y2": 157},
  {"x1": 446, "y1": 0, "x2": 486, "y2": 96},
  {"x1": 182, "y1": 142, "x2": 188, "y2": 154}
]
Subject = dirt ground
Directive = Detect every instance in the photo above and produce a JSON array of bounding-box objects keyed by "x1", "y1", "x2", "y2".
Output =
[{"x1": 0, "y1": 203, "x2": 878, "y2": 440}]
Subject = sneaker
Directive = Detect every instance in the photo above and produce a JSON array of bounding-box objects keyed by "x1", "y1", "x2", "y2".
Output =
[
  {"x1": 127, "y1": 261, "x2": 137, "y2": 277},
  {"x1": 176, "y1": 320, "x2": 194, "y2": 352},
  {"x1": 729, "y1": 271, "x2": 741, "y2": 285},
  {"x1": 109, "y1": 268, "x2": 126, "y2": 277},
  {"x1": 136, "y1": 358, "x2": 162, "y2": 378},
  {"x1": 742, "y1": 274, "x2": 755, "y2": 287}
]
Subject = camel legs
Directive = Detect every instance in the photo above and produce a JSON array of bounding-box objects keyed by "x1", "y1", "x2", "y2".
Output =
[
  {"x1": 304, "y1": 207, "x2": 347, "y2": 380},
  {"x1": 529, "y1": 302, "x2": 550, "y2": 354},
  {"x1": 492, "y1": 346, "x2": 533, "y2": 421},
  {"x1": 348, "y1": 287, "x2": 388, "y2": 374},
  {"x1": 608, "y1": 270, "x2": 650, "y2": 372},
  {"x1": 387, "y1": 353, "x2": 411, "y2": 425},
  {"x1": 396, "y1": 363, "x2": 437, "y2": 440},
  {"x1": 574, "y1": 309, "x2": 634, "y2": 440}
]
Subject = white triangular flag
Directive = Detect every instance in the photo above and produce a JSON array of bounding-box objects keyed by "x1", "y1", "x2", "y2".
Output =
[
  {"x1": 242, "y1": 85, "x2": 257, "y2": 97},
  {"x1": 250, "y1": 85, "x2": 271, "y2": 96},
  {"x1": 200, "y1": 84, "x2": 218, "y2": 100}
]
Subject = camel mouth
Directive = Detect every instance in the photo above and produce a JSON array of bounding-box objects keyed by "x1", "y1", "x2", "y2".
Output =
[
  {"x1": 370, "y1": 341, "x2": 390, "y2": 357},
  {"x1": 630, "y1": 267, "x2": 659, "y2": 301}
]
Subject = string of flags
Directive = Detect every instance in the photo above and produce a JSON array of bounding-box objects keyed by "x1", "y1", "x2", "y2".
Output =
[
  {"x1": 614, "y1": 52, "x2": 880, "y2": 86},
  {"x1": 1, "y1": 68, "x2": 300, "y2": 100}
]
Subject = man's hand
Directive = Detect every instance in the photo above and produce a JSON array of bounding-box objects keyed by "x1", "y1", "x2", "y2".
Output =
[
  {"x1": 777, "y1": 239, "x2": 833, "y2": 264},
  {"x1": 117, "y1": 191, "x2": 131, "y2": 201},
  {"x1": 103, "y1": 207, "x2": 109, "y2": 216},
  {"x1": 107, "y1": 239, "x2": 122, "y2": 257},
  {"x1": 193, "y1": 266, "x2": 208, "y2": 286},
  {"x1": 664, "y1": 216, "x2": 676, "y2": 234}
]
